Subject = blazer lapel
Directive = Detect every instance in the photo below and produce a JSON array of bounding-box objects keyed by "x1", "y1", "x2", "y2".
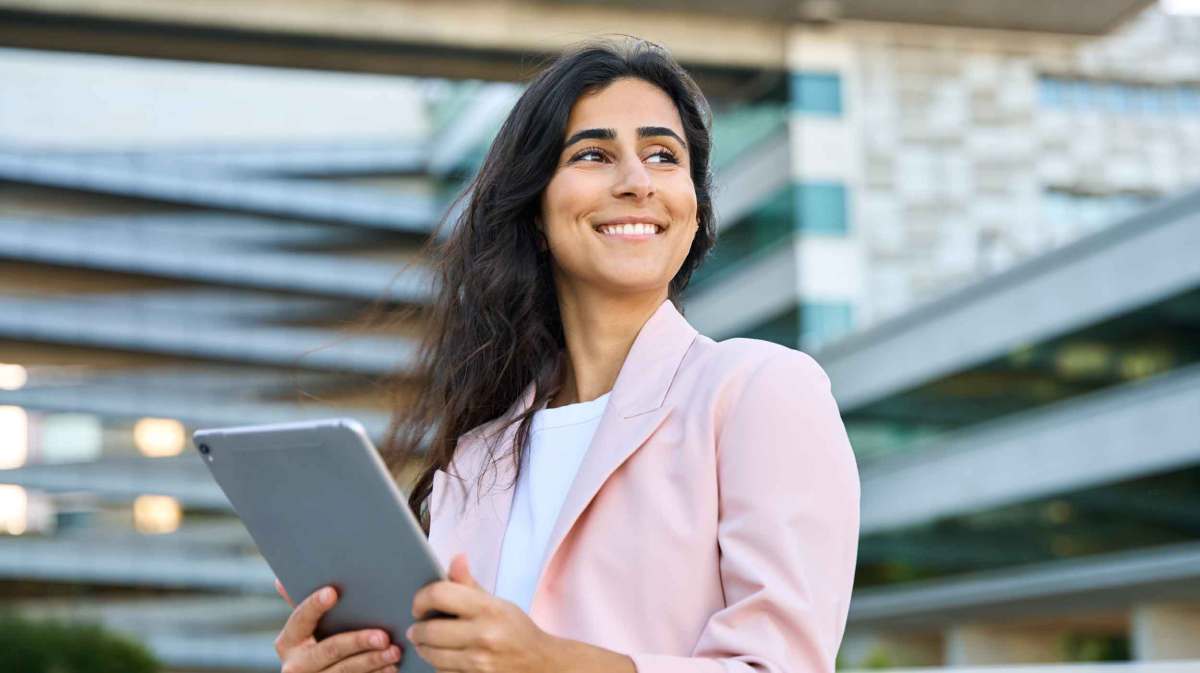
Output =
[
  {"x1": 533, "y1": 300, "x2": 697, "y2": 591},
  {"x1": 448, "y1": 299, "x2": 699, "y2": 596},
  {"x1": 448, "y1": 386, "x2": 531, "y2": 596}
]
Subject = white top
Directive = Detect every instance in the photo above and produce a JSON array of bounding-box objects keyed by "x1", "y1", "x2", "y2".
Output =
[{"x1": 492, "y1": 390, "x2": 612, "y2": 613}]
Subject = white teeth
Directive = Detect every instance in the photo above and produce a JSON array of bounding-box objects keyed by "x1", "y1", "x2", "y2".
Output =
[{"x1": 598, "y1": 223, "x2": 660, "y2": 236}]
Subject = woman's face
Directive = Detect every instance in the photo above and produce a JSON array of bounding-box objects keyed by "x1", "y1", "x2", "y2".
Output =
[{"x1": 539, "y1": 77, "x2": 698, "y2": 299}]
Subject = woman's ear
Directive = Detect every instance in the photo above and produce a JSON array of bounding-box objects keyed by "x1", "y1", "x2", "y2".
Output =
[{"x1": 534, "y1": 216, "x2": 549, "y2": 252}]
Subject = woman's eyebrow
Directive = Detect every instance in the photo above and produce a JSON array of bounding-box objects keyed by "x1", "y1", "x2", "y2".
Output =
[{"x1": 563, "y1": 126, "x2": 687, "y2": 149}]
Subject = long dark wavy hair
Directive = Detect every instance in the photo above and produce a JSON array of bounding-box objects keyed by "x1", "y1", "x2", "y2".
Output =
[{"x1": 380, "y1": 37, "x2": 717, "y2": 534}]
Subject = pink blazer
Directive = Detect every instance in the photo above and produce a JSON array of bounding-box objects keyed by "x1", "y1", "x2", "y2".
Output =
[{"x1": 427, "y1": 298, "x2": 861, "y2": 673}]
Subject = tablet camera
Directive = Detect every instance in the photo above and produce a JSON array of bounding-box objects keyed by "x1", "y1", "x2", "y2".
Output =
[{"x1": 198, "y1": 443, "x2": 213, "y2": 462}]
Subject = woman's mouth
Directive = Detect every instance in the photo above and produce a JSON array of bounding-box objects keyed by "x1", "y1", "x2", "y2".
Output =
[{"x1": 594, "y1": 222, "x2": 665, "y2": 240}]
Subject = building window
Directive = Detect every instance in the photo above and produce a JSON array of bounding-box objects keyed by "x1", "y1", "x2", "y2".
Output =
[
  {"x1": 1041, "y1": 188, "x2": 1160, "y2": 239},
  {"x1": 791, "y1": 72, "x2": 842, "y2": 116},
  {"x1": 1179, "y1": 86, "x2": 1200, "y2": 114},
  {"x1": 796, "y1": 182, "x2": 849, "y2": 235},
  {"x1": 800, "y1": 302, "x2": 854, "y2": 351},
  {"x1": 1038, "y1": 75, "x2": 1200, "y2": 116}
]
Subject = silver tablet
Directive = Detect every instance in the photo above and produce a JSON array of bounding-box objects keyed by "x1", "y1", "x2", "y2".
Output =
[{"x1": 192, "y1": 418, "x2": 445, "y2": 673}]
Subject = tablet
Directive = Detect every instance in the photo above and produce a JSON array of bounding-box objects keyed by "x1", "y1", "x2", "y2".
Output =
[{"x1": 193, "y1": 418, "x2": 446, "y2": 673}]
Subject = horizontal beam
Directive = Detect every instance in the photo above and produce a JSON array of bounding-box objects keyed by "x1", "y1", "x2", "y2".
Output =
[
  {"x1": 849, "y1": 541, "x2": 1200, "y2": 631},
  {"x1": 0, "y1": 216, "x2": 433, "y2": 302},
  {"x1": 0, "y1": 536, "x2": 275, "y2": 591},
  {"x1": 682, "y1": 238, "x2": 799, "y2": 339},
  {"x1": 11, "y1": 594, "x2": 286, "y2": 632},
  {"x1": 818, "y1": 187, "x2": 1200, "y2": 411},
  {"x1": 860, "y1": 363, "x2": 1200, "y2": 534},
  {"x1": 842, "y1": 662, "x2": 1200, "y2": 673},
  {"x1": 96, "y1": 139, "x2": 429, "y2": 176},
  {"x1": 0, "y1": 1, "x2": 786, "y2": 97},
  {"x1": 1, "y1": 455, "x2": 232, "y2": 509},
  {"x1": 52, "y1": 519, "x2": 256, "y2": 551},
  {"x1": 139, "y1": 632, "x2": 280, "y2": 671},
  {"x1": 0, "y1": 295, "x2": 416, "y2": 374},
  {"x1": 0, "y1": 381, "x2": 393, "y2": 435},
  {"x1": 0, "y1": 151, "x2": 442, "y2": 232},
  {"x1": 835, "y1": 0, "x2": 1154, "y2": 35}
]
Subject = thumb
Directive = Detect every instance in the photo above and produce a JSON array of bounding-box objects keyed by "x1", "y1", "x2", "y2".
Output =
[{"x1": 448, "y1": 552, "x2": 485, "y2": 591}]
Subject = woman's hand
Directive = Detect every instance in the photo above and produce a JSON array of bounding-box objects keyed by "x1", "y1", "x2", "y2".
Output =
[
  {"x1": 406, "y1": 553, "x2": 561, "y2": 673},
  {"x1": 273, "y1": 580, "x2": 405, "y2": 673}
]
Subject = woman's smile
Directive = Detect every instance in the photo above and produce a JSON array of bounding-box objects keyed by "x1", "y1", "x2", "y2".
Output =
[
  {"x1": 593, "y1": 216, "x2": 667, "y2": 241},
  {"x1": 595, "y1": 223, "x2": 664, "y2": 240}
]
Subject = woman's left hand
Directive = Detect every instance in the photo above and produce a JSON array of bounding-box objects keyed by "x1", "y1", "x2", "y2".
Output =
[{"x1": 407, "y1": 553, "x2": 560, "y2": 673}]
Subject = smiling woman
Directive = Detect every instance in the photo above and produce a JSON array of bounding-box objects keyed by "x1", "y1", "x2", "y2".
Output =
[
  {"x1": 285, "y1": 36, "x2": 860, "y2": 673},
  {"x1": 537, "y1": 77, "x2": 701, "y2": 340},
  {"x1": 380, "y1": 37, "x2": 717, "y2": 511}
]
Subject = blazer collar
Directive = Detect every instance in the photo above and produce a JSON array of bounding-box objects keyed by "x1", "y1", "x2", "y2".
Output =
[{"x1": 448, "y1": 298, "x2": 699, "y2": 597}]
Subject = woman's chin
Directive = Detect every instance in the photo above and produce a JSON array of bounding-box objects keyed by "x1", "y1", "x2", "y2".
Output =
[{"x1": 594, "y1": 273, "x2": 672, "y2": 295}]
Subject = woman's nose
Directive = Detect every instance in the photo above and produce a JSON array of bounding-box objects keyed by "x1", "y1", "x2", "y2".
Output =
[{"x1": 611, "y1": 157, "x2": 654, "y2": 200}]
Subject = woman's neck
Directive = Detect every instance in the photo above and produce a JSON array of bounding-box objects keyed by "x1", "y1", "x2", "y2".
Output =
[{"x1": 550, "y1": 286, "x2": 668, "y2": 408}]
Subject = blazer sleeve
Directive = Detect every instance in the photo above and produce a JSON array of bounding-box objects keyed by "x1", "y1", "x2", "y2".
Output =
[{"x1": 628, "y1": 349, "x2": 861, "y2": 673}]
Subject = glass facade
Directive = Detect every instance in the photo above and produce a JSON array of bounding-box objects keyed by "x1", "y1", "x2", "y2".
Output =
[
  {"x1": 1041, "y1": 188, "x2": 1161, "y2": 237},
  {"x1": 800, "y1": 302, "x2": 854, "y2": 351},
  {"x1": 709, "y1": 102, "x2": 788, "y2": 170},
  {"x1": 796, "y1": 181, "x2": 849, "y2": 234},
  {"x1": 791, "y1": 71, "x2": 843, "y2": 116},
  {"x1": 689, "y1": 181, "x2": 849, "y2": 291},
  {"x1": 856, "y1": 464, "x2": 1200, "y2": 592},
  {"x1": 1039, "y1": 75, "x2": 1200, "y2": 115}
]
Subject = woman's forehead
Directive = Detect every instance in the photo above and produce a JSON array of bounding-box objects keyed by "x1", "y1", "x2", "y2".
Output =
[{"x1": 563, "y1": 78, "x2": 684, "y2": 139}]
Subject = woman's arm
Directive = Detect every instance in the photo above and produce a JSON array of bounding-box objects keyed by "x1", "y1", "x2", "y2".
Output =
[
  {"x1": 627, "y1": 348, "x2": 862, "y2": 673},
  {"x1": 542, "y1": 636, "x2": 637, "y2": 673}
]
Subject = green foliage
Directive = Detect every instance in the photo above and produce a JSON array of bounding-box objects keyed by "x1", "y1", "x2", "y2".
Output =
[
  {"x1": 861, "y1": 645, "x2": 895, "y2": 669},
  {"x1": 835, "y1": 644, "x2": 895, "y2": 670},
  {"x1": 0, "y1": 610, "x2": 161, "y2": 673},
  {"x1": 1060, "y1": 632, "x2": 1131, "y2": 662}
]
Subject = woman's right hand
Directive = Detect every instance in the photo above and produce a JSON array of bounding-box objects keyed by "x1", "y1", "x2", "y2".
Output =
[{"x1": 273, "y1": 580, "x2": 405, "y2": 673}]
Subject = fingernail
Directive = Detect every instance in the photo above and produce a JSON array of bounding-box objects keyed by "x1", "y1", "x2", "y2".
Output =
[
  {"x1": 371, "y1": 633, "x2": 384, "y2": 647},
  {"x1": 386, "y1": 646, "x2": 400, "y2": 661},
  {"x1": 321, "y1": 587, "x2": 334, "y2": 604},
  {"x1": 405, "y1": 626, "x2": 414, "y2": 640}
]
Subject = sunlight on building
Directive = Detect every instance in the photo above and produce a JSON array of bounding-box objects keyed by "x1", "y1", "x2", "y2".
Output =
[
  {"x1": 1162, "y1": 0, "x2": 1200, "y2": 15},
  {"x1": 133, "y1": 494, "x2": 182, "y2": 534},
  {"x1": 0, "y1": 364, "x2": 27, "y2": 391},
  {"x1": 0, "y1": 406, "x2": 29, "y2": 469},
  {"x1": 134, "y1": 417, "x2": 186, "y2": 458},
  {"x1": 0, "y1": 484, "x2": 28, "y2": 535}
]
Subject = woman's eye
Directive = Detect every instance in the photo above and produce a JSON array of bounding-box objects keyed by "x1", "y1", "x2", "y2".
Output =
[
  {"x1": 648, "y1": 150, "x2": 679, "y2": 164},
  {"x1": 569, "y1": 147, "x2": 679, "y2": 164}
]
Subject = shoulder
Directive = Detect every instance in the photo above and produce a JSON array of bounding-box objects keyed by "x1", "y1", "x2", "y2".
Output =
[
  {"x1": 680, "y1": 335, "x2": 837, "y2": 438},
  {"x1": 686, "y1": 334, "x2": 830, "y2": 394}
]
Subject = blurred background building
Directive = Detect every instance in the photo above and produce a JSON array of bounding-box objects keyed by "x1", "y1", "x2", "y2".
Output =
[{"x1": 1, "y1": 0, "x2": 1198, "y2": 670}]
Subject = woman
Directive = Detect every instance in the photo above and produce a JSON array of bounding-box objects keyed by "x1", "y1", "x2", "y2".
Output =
[{"x1": 273, "y1": 37, "x2": 860, "y2": 673}]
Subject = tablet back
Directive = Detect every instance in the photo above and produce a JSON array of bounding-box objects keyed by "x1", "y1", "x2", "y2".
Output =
[{"x1": 194, "y1": 418, "x2": 442, "y2": 673}]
